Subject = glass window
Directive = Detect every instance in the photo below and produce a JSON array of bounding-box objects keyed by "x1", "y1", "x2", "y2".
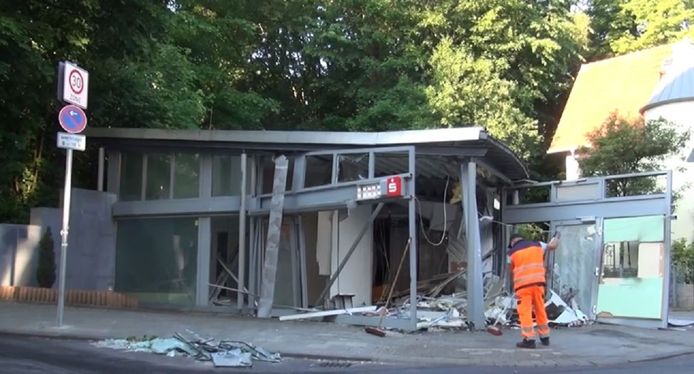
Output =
[
  {"x1": 260, "y1": 156, "x2": 294, "y2": 194},
  {"x1": 212, "y1": 155, "x2": 253, "y2": 196},
  {"x1": 145, "y1": 153, "x2": 172, "y2": 200},
  {"x1": 337, "y1": 153, "x2": 369, "y2": 182},
  {"x1": 119, "y1": 152, "x2": 143, "y2": 201},
  {"x1": 374, "y1": 152, "x2": 408, "y2": 178},
  {"x1": 212, "y1": 155, "x2": 232, "y2": 196},
  {"x1": 115, "y1": 217, "x2": 198, "y2": 306},
  {"x1": 305, "y1": 155, "x2": 332, "y2": 187},
  {"x1": 174, "y1": 153, "x2": 200, "y2": 199}
]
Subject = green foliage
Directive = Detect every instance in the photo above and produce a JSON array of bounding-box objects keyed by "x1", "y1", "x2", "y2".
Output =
[
  {"x1": 578, "y1": 114, "x2": 689, "y2": 196},
  {"x1": 673, "y1": 238, "x2": 694, "y2": 284},
  {"x1": 36, "y1": 227, "x2": 56, "y2": 288},
  {"x1": 515, "y1": 224, "x2": 547, "y2": 242},
  {"x1": 588, "y1": 0, "x2": 694, "y2": 59},
  {"x1": 1, "y1": 0, "x2": 592, "y2": 223}
]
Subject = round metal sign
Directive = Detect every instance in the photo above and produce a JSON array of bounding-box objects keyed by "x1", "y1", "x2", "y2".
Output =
[{"x1": 58, "y1": 104, "x2": 88, "y2": 134}]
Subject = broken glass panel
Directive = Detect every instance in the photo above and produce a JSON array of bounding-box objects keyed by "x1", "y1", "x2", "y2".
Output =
[
  {"x1": 551, "y1": 223, "x2": 598, "y2": 316},
  {"x1": 337, "y1": 153, "x2": 369, "y2": 182}
]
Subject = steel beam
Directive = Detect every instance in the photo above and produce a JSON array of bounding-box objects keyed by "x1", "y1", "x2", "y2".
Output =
[
  {"x1": 660, "y1": 170, "x2": 673, "y2": 328},
  {"x1": 502, "y1": 195, "x2": 669, "y2": 224},
  {"x1": 112, "y1": 196, "x2": 242, "y2": 217},
  {"x1": 461, "y1": 160, "x2": 485, "y2": 329},
  {"x1": 407, "y1": 148, "x2": 418, "y2": 331},
  {"x1": 196, "y1": 217, "x2": 211, "y2": 306},
  {"x1": 238, "y1": 152, "x2": 247, "y2": 310},
  {"x1": 97, "y1": 147, "x2": 105, "y2": 191}
]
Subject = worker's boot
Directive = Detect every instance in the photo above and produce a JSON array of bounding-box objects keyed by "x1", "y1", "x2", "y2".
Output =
[
  {"x1": 516, "y1": 339, "x2": 536, "y2": 349},
  {"x1": 540, "y1": 337, "x2": 550, "y2": 346}
]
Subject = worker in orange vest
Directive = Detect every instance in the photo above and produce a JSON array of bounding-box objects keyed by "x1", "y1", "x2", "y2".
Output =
[{"x1": 507, "y1": 232, "x2": 560, "y2": 349}]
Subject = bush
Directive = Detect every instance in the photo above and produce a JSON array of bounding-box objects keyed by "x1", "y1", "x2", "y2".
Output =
[
  {"x1": 673, "y1": 238, "x2": 694, "y2": 284},
  {"x1": 36, "y1": 227, "x2": 56, "y2": 288}
]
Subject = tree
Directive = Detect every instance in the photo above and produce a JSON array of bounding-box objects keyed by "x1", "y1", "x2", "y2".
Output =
[
  {"x1": 578, "y1": 114, "x2": 689, "y2": 196},
  {"x1": 673, "y1": 238, "x2": 694, "y2": 284},
  {"x1": 36, "y1": 227, "x2": 56, "y2": 288},
  {"x1": 587, "y1": 0, "x2": 694, "y2": 59},
  {"x1": 0, "y1": 0, "x2": 591, "y2": 223}
]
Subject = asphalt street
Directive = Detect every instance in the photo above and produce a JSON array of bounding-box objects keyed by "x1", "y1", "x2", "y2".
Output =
[{"x1": 0, "y1": 333, "x2": 693, "y2": 374}]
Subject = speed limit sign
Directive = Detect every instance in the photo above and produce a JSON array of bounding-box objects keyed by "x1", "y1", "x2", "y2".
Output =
[{"x1": 58, "y1": 61, "x2": 89, "y2": 109}]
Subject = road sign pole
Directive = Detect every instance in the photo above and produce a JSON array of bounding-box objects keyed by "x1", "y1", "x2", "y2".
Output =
[{"x1": 57, "y1": 148, "x2": 73, "y2": 327}]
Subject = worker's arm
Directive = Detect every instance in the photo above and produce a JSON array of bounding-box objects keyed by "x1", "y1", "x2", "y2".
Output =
[{"x1": 545, "y1": 233, "x2": 560, "y2": 252}]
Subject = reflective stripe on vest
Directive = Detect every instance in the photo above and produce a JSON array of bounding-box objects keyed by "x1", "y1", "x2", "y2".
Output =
[{"x1": 509, "y1": 243, "x2": 545, "y2": 291}]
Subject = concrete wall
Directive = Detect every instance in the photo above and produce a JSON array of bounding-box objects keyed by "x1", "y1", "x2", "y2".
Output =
[
  {"x1": 31, "y1": 189, "x2": 117, "y2": 290},
  {"x1": 644, "y1": 102, "x2": 694, "y2": 243},
  {"x1": 0, "y1": 224, "x2": 41, "y2": 287},
  {"x1": 675, "y1": 283, "x2": 694, "y2": 310}
]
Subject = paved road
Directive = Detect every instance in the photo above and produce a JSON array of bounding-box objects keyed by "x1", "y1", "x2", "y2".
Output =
[{"x1": 1, "y1": 333, "x2": 693, "y2": 373}]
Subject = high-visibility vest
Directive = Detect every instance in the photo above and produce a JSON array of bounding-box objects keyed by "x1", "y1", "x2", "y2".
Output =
[{"x1": 508, "y1": 240, "x2": 546, "y2": 291}]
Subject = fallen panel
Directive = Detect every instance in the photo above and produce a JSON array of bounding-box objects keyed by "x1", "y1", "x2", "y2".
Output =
[
  {"x1": 257, "y1": 156, "x2": 289, "y2": 318},
  {"x1": 668, "y1": 318, "x2": 694, "y2": 327},
  {"x1": 279, "y1": 305, "x2": 377, "y2": 321},
  {"x1": 211, "y1": 349, "x2": 253, "y2": 368}
]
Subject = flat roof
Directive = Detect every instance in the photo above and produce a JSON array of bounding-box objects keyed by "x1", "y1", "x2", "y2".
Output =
[{"x1": 86, "y1": 127, "x2": 529, "y2": 180}]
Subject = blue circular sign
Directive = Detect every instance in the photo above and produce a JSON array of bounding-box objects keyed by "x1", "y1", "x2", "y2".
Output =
[{"x1": 58, "y1": 104, "x2": 87, "y2": 134}]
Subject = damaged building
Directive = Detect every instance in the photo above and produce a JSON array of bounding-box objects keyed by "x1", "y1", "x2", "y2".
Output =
[{"x1": 19, "y1": 127, "x2": 675, "y2": 330}]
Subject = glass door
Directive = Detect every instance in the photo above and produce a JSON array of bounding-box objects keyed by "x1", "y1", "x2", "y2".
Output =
[
  {"x1": 549, "y1": 221, "x2": 600, "y2": 318},
  {"x1": 596, "y1": 215, "x2": 666, "y2": 319}
]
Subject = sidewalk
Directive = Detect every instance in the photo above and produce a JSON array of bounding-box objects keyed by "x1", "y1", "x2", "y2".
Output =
[{"x1": 1, "y1": 301, "x2": 693, "y2": 367}]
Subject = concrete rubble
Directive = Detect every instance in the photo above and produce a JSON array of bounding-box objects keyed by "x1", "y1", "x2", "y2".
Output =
[{"x1": 93, "y1": 330, "x2": 281, "y2": 368}]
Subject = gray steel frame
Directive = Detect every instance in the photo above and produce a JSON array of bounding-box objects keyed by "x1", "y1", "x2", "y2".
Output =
[
  {"x1": 104, "y1": 144, "x2": 496, "y2": 331},
  {"x1": 502, "y1": 170, "x2": 673, "y2": 328}
]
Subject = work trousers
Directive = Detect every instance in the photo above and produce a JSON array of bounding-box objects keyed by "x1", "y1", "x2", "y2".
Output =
[{"x1": 515, "y1": 285, "x2": 550, "y2": 340}]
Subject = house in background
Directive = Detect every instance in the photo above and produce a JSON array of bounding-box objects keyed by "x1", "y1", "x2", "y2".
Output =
[{"x1": 550, "y1": 39, "x2": 694, "y2": 243}]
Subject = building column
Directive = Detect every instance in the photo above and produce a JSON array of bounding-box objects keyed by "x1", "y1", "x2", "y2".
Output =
[
  {"x1": 461, "y1": 160, "x2": 485, "y2": 329},
  {"x1": 196, "y1": 216, "x2": 211, "y2": 307}
]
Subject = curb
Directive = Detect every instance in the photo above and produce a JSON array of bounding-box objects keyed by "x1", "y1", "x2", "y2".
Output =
[
  {"x1": 0, "y1": 328, "x2": 374, "y2": 364},
  {"x1": 2, "y1": 327, "x2": 692, "y2": 368}
]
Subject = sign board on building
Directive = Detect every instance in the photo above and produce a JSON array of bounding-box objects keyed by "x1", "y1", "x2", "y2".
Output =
[
  {"x1": 356, "y1": 176, "x2": 405, "y2": 201},
  {"x1": 57, "y1": 132, "x2": 86, "y2": 151},
  {"x1": 385, "y1": 176, "x2": 403, "y2": 197},
  {"x1": 57, "y1": 61, "x2": 89, "y2": 109},
  {"x1": 58, "y1": 105, "x2": 88, "y2": 134}
]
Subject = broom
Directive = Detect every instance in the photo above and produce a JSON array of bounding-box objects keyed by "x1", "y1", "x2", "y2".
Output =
[{"x1": 365, "y1": 238, "x2": 411, "y2": 337}]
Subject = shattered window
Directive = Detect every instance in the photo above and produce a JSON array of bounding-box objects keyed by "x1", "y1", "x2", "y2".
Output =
[{"x1": 337, "y1": 153, "x2": 369, "y2": 182}]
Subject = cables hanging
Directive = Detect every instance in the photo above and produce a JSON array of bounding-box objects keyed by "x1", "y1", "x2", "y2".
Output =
[{"x1": 416, "y1": 176, "x2": 450, "y2": 247}]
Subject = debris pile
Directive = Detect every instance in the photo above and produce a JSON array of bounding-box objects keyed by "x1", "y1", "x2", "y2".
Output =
[{"x1": 93, "y1": 331, "x2": 280, "y2": 368}]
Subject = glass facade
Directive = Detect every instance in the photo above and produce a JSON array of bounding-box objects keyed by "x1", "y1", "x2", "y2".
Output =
[
  {"x1": 174, "y1": 152, "x2": 200, "y2": 198},
  {"x1": 145, "y1": 153, "x2": 172, "y2": 200},
  {"x1": 119, "y1": 151, "x2": 200, "y2": 201},
  {"x1": 119, "y1": 152, "x2": 143, "y2": 201},
  {"x1": 115, "y1": 217, "x2": 198, "y2": 305},
  {"x1": 212, "y1": 154, "x2": 252, "y2": 196}
]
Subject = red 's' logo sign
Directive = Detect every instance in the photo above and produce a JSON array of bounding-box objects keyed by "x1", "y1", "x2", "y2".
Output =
[{"x1": 386, "y1": 176, "x2": 402, "y2": 197}]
